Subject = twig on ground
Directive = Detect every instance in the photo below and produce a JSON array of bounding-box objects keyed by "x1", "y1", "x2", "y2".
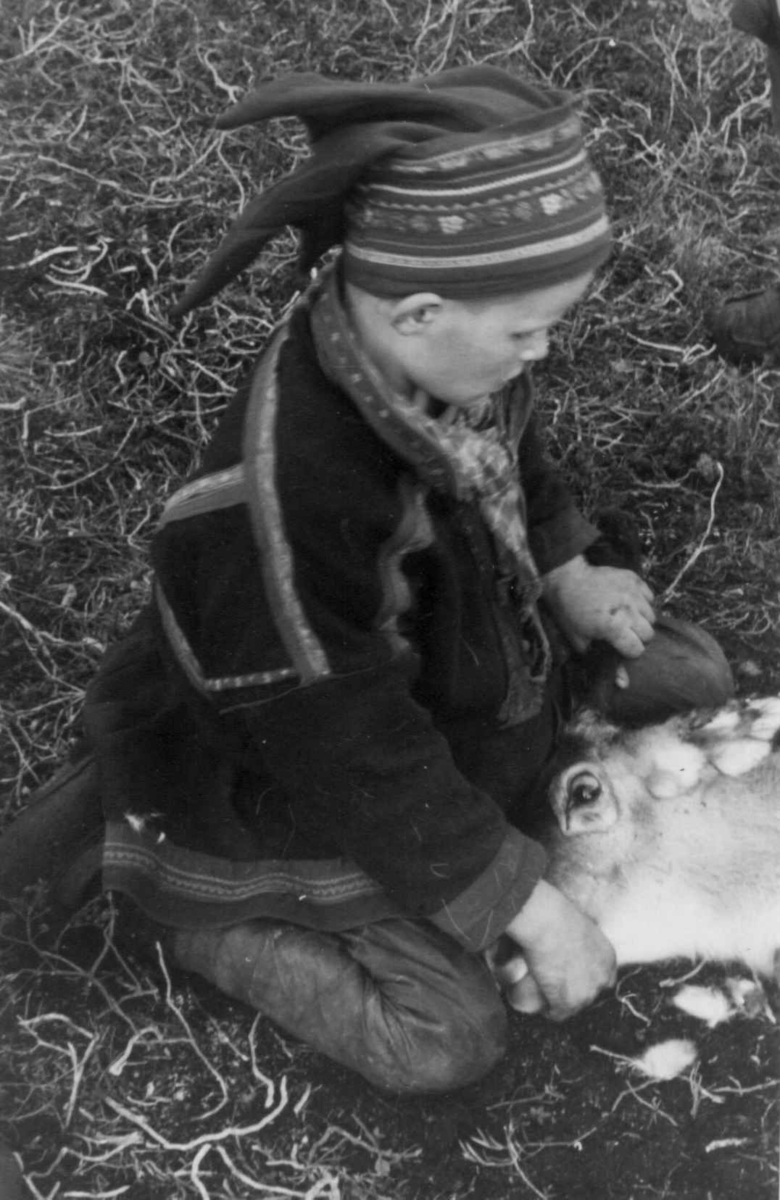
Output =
[
  {"x1": 248, "y1": 1011, "x2": 277, "y2": 1108},
  {"x1": 104, "y1": 1074, "x2": 290, "y2": 1152},
  {"x1": 462, "y1": 1130, "x2": 551, "y2": 1199},
  {"x1": 155, "y1": 940, "x2": 230, "y2": 1120},
  {"x1": 661, "y1": 460, "x2": 725, "y2": 602}
]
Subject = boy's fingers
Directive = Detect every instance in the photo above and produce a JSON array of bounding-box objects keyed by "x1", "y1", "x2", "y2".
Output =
[
  {"x1": 614, "y1": 664, "x2": 631, "y2": 689},
  {"x1": 610, "y1": 627, "x2": 645, "y2": 659},
  {"x1": 635, "y1": 612, "x2": 656, "y2": 642},
  {"x1": 507, "y1": 974, "x2": 545, "y2": 1014},
  {"x1": 621, "y1": 580, "x2": 654, "y2": 622},
  {"x1": 607, "y1": 610, "x2": 654, "y2": 657},
  {"x1": 638, "y1": 594, "x2": 656, "y2": 624}
]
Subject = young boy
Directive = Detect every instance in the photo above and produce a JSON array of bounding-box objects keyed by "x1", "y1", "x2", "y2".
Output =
[{"x1": 1, "y1": 67, "x2": 732, "y2": 1093}]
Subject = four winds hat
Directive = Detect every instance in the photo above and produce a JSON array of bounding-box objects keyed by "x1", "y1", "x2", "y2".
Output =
[{"x1": 171, "y1": 66, "x2": 611, "y2": 316}]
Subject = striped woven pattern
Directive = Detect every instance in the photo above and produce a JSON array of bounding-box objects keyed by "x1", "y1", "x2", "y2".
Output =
[{"x1": 343, "y1": 108, "x2": 610, "y2": 298}]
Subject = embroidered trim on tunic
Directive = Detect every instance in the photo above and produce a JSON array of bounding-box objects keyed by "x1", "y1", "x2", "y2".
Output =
[
  {"x1": 106, "y1": 825, "x2": 385, "y2": 902},
  {"x1": 156, "y1": 582, "x2": 298, "y2": 694},
  {"x1": 154, "y1": 323, "x2": 331, "y2": 693},
  {"x1": 159, "y1": 465, "x2": 247, "y2": 526},
  {"x1": 103, "y1": 824, "x2": 404, "y2": 932},
  {"x1": 242, "y1": 321, "x2": 331, "y2": 685}
]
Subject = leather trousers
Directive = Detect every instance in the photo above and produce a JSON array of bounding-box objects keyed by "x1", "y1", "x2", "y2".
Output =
[{"x1": 173, "y1": 916, "x2": 508, "y2": 1094}]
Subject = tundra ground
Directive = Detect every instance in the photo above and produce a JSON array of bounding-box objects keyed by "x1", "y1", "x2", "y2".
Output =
[{"x1": 1, "y1": 1, "x2": 779, "y2": 1197}]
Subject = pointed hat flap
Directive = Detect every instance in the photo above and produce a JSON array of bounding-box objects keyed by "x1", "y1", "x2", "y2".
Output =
[
  {"x1": 213, "y1": 67, "x2": 562, "y2": 138},
  {"x1": 170, "y1": 120, "x2": 440, "y2": 317}
]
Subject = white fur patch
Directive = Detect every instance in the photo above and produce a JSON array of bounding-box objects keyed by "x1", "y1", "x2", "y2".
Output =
[
  {"x1": 745, "y1": 696, "x2": 780, "y2": 740},
  {"x1": 631, "y1": 1039, "x2": 698, "y2": 1080},
  {"x1": 710, "y1": 737, "x2": 772, "y2": 777},
  {"x1": 671, "y1": 985, "x2": 732, "y2": 1027},
  {"x1": 699, "y1": 708, "x2": 740, "y2": 734}
]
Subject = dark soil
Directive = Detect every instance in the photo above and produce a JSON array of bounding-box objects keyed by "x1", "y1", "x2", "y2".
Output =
[{"x1": 1, "y1": 913, "x2": 777, "y2": 1200}]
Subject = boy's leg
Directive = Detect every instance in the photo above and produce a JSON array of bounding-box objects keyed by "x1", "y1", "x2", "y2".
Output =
[
  {"x1": 172, "y1": 916, "x2": 507, "y2": 1094},
  {"x1": 580, "y1": 613, "x2": 734, "y2": 725},
  {"x1": 0, "y1": 752, "x2": 103, "y2": 910}
]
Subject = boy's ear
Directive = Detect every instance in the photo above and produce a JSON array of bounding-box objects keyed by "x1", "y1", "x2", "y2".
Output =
[{"x1": 390, "y1": 293, "x2": 445, "y2": 335}]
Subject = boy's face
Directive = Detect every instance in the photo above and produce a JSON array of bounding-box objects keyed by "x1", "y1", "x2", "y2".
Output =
[{"x1": 389, "y1": 271, "x2": 594, "y2": 407}]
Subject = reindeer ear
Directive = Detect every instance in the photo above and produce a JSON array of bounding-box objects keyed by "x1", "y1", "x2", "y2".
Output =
[{"x1": 550, "y1": 767, "x2": 619, "y2": 835}]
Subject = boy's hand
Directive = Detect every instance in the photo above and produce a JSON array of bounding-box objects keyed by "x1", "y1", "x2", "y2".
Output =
[
  {"x1": 541, "y1": 554, "x2": 655, "y2": 658},
  {"x1": 501, "y1": 880, "x2": 617, "y2": 1020}
]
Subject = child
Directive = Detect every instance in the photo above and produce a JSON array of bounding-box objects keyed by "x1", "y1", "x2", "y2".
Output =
[{"x1": 1, "y1": 67, "x2": 732, "y2": 1093}]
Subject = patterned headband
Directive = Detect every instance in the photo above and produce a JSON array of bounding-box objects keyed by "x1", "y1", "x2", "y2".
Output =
[{"x1": 343, "y1": 107, "x2": 610, "y2": 298}]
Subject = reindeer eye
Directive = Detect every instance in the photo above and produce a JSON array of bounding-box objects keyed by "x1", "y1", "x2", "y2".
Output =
[{"x1": 567, "y1": 770, "x2": 602, "y2": 808}]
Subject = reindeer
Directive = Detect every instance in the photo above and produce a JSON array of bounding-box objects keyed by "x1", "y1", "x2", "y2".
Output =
[{"x1": 540, "y1": 696, "x2": 780, "y2": 981}]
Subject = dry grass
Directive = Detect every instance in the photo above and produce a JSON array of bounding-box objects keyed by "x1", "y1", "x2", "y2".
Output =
[
  {"x1": 1, "y1": 0, "x2": 779, "y2": 1197},
  {"x1": 2, "y1": 900, "x2": 417, "y2": 1199}
]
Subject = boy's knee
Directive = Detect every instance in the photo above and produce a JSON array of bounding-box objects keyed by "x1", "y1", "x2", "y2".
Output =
[
  {"x1": 366, "y1": 996, "x2": 508, "y2": 1094},
  {"x1": 172, "y1": 916, "x2": 509, "y2": 1095},
  {"x1": 412, "y1": 1005, "x2": 508, "y2": 1093},
  {"x1": 343, "y1": 917, "x2": 509, "y2": 1092}
]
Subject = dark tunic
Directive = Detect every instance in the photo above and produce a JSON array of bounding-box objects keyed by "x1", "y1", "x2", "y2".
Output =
[{"x1": 87, "y1": 290, "x2": 600, "y2": 953}]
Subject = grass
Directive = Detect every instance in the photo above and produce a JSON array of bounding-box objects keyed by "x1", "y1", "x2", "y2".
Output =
[{"x1": 1, "y1": 0, "x2": 779, "y2": 1197}]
